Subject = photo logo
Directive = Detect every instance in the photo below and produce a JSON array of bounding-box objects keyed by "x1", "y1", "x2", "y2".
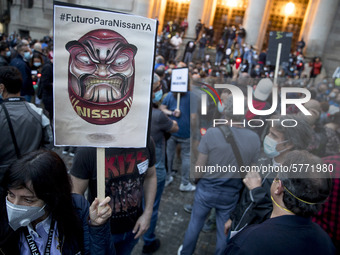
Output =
[
  {"x1": 200, "y1": 83, "x2": 312, "y2": 128},
  {"x1": 199, "y1": 82, "x2": 223, "y2": 114}
]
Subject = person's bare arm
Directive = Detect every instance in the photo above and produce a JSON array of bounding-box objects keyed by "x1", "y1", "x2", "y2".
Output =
[
  {"x1": 169, "y1": 120, "x2": 179, "y2": 133},
  {"x1": 160, "y1": 104, "x2": 181, "y2": 117},
  {"x1": 71, "y1": 175, "x2": 89, "y2": 195},
  {"x1": 194, "y1": 152, "x2": 208, "y2": 181},
  {"x1": 132, "y1": 165, "x2": 157, "y2": 239},
  {"x1": 159, "y1": 104, "x2": 172, "y2": 115}
]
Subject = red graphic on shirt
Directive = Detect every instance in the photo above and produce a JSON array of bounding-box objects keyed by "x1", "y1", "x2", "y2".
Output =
[{"x1": 105, "y1": 151, "x2": 148, "y2": 215}]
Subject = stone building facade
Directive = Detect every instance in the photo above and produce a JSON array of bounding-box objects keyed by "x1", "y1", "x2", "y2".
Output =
[{"x1": 1, "y1": 0, "x2": 339, "y2": 76}]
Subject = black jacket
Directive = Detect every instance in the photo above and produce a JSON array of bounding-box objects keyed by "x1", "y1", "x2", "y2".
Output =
[{"x1": 230, "y1": 157, "x2": 275, "y2": 231}]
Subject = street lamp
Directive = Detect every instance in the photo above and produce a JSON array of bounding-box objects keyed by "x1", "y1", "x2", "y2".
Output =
[
  {"x1": 285, "y1": 2, "x2": 295, "y2": 15},
  {"x1": 226, "y1": 0, "x2": 238, "y2": 7}
]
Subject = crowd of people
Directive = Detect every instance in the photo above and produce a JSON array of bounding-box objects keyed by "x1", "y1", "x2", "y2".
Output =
[
  {"x1": 0, "y1": 19, "x2": 339, "y2": 255},
  {"x1": 158, "y1": 18, "x2": 324, "y2": 85}
]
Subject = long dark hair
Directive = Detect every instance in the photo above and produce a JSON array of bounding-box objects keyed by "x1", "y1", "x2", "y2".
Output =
[{"x1": 1, "y1": 150, "x2": 84, "y2": 252}]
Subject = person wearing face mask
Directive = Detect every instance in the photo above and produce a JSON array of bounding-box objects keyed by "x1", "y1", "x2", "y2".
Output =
[
  {"x1": 9, "y1": 41, "x2": 34, "y2": 102},
  {"x1": 0, "y1": 150, "x2": 113, "y2": 255},
  {"x1": 250, "y1": 64, "x2": 261, "y2": 78},
  {"x1": 197, "y1": 33, "x2": 208, "y2": 61},
  {"x1": 30, "y1": 53, "x2": 44, "y2": 105},
  {"x1": 0, "y1": 42, "x2": 10, "y2": 67},
  {"x1": 30, "y1": 54, "x2": 44, "y2": 71},
  {"x1": 224, "y1": 115, "x2": 313, "y2": 240},
  {"x1": 225, "y1": 150, "x2": 335, "y2": 255},
  {"x1": 33, "y1": 42, "x2": 51, "y2": 65},
  {"x1": 141, "y1": 73, "x2": 178, "y2": 254},
  {"x1": 328, "y1": 88, "x2": 340, "y2": 107},
  {"x1": 169, "y1": 32, "x2": 182, "y2": 61}
]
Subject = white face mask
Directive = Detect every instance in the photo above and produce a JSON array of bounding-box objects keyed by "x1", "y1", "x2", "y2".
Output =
[
  {"x1": 329, "y1": 92, "x2": 336, "y2": 98},
  {"x1": 6, "y1": 198, "x2": 46, "y2": 231},
  {"x1": 23, "y1": 52, "x2": 32, "y2": 60},
  {"x1": 263, "y1": 135, "x2": 288, "y2": 158}
]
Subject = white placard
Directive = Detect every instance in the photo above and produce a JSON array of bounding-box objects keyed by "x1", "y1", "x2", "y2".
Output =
[
  {"x1": 53, "y1": 3, "x2": 157, "y2": 148},
  {"x1": 170, "y1": 68, "x2": 189, "y2": 93}
]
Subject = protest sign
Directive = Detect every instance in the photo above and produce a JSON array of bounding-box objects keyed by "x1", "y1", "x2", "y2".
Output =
[
  {"x1": 170, "y1": 68, "x2": 189, "y2": 93},
  {"x1": 170, "y1": 68, "x2": 189, "y2": 109},
  {"x1": 266, "y1": 31, "x2": 292, "y2": 68},
  {"x1": 54, "y1": 2, "x2": 157, "y2": 148}
]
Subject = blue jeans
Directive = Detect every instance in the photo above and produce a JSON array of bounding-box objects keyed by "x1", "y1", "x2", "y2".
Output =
[
  {"x1": 180, "y1": 183, "x2": 238, "y2": 255},
  {"x1": 237, "y1": 36, "x2": 243, "y2": 46},
  {"x1": 169, "y1": 49, "x2": 178, "y2": 61},
  {"x1": 215, "y1": 52, "x2": 223, "y2": 65},
  {"x1": 197, "y1": 47, "x2": 205, "y2": 61},
  {"x1": 167, "y1": 136, "x2": 191, "y2": 185},
  {"x1": 110, "y1": 231, "x2": 139, "y2": 255},
  {"x1": 143, "y1": 178, "x2": 165, "y2": 245},
  {"x1": 183, "y1": 52, "x2": 193, "y2": 64},
  {"x1": 227, "y1": 39, "x2": 234, "y2": 48},
  {"x1": 143, "y1": 142, "x2": 166, "y2": 245}
]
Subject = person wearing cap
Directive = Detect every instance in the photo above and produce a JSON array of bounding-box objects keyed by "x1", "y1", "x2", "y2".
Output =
[
  {"x1": 224, "y1": 115, "x2": 313, "y2": 240},
  {"x1": 245, "y1": 78, "x2": 276, "y2": 139},
  {"x1": 225, "y1": 150, "x2": 335, "y2": 255}
]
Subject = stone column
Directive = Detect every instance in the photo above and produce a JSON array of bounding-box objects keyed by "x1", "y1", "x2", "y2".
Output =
[
  {"x1": 133, "y1": 0, "x2": 151, "y2": 17},
  {"x1": 242, "y1": 0, "x2": 267, "y2": 46},
  {"x1": 186, "y1": 0, "x2": 207, "y2": 39},
  {"x1": 304, "y1": 0, "x2": 339, "y2": 57}
]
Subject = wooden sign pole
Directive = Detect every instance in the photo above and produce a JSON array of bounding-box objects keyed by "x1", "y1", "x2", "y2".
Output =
[
  {"x1": 177, "y1": 93, "x2": 180, "y2": 110},
  {"x1": 273, "y1": 43, "x2": 282, "y2": 87},
  {"x1": 96, "y1": 148, "x2": 105, "y2": 200}
]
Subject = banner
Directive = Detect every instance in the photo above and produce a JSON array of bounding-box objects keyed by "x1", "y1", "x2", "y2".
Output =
[{"x1": 53, "y1": 2, "x2": 157, "y2": 147}]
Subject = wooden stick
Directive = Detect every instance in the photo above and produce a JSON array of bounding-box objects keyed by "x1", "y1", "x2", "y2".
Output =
[
  {"x1": 273, "y1": 43, "x2": 282, "y2": 87},
  {"x1": 96, "y1": 148, "x2": 105, "y2": 200},
  {"x1": 177, "y1": 93, "x2": 180, "y2": 110}
]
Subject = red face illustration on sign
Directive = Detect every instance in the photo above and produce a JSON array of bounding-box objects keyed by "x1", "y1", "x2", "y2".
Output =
[{"x1": 66, "y1": 29, "x2": 137, "y2": 125}]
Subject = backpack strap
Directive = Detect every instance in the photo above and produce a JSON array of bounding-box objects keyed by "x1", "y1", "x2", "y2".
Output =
[
  {"x1": 217, "y1": 125, "x2": 245, "y2": 178},
  {"x1": 1, "y1": 103, "x2": 21, "y2": 158}
]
